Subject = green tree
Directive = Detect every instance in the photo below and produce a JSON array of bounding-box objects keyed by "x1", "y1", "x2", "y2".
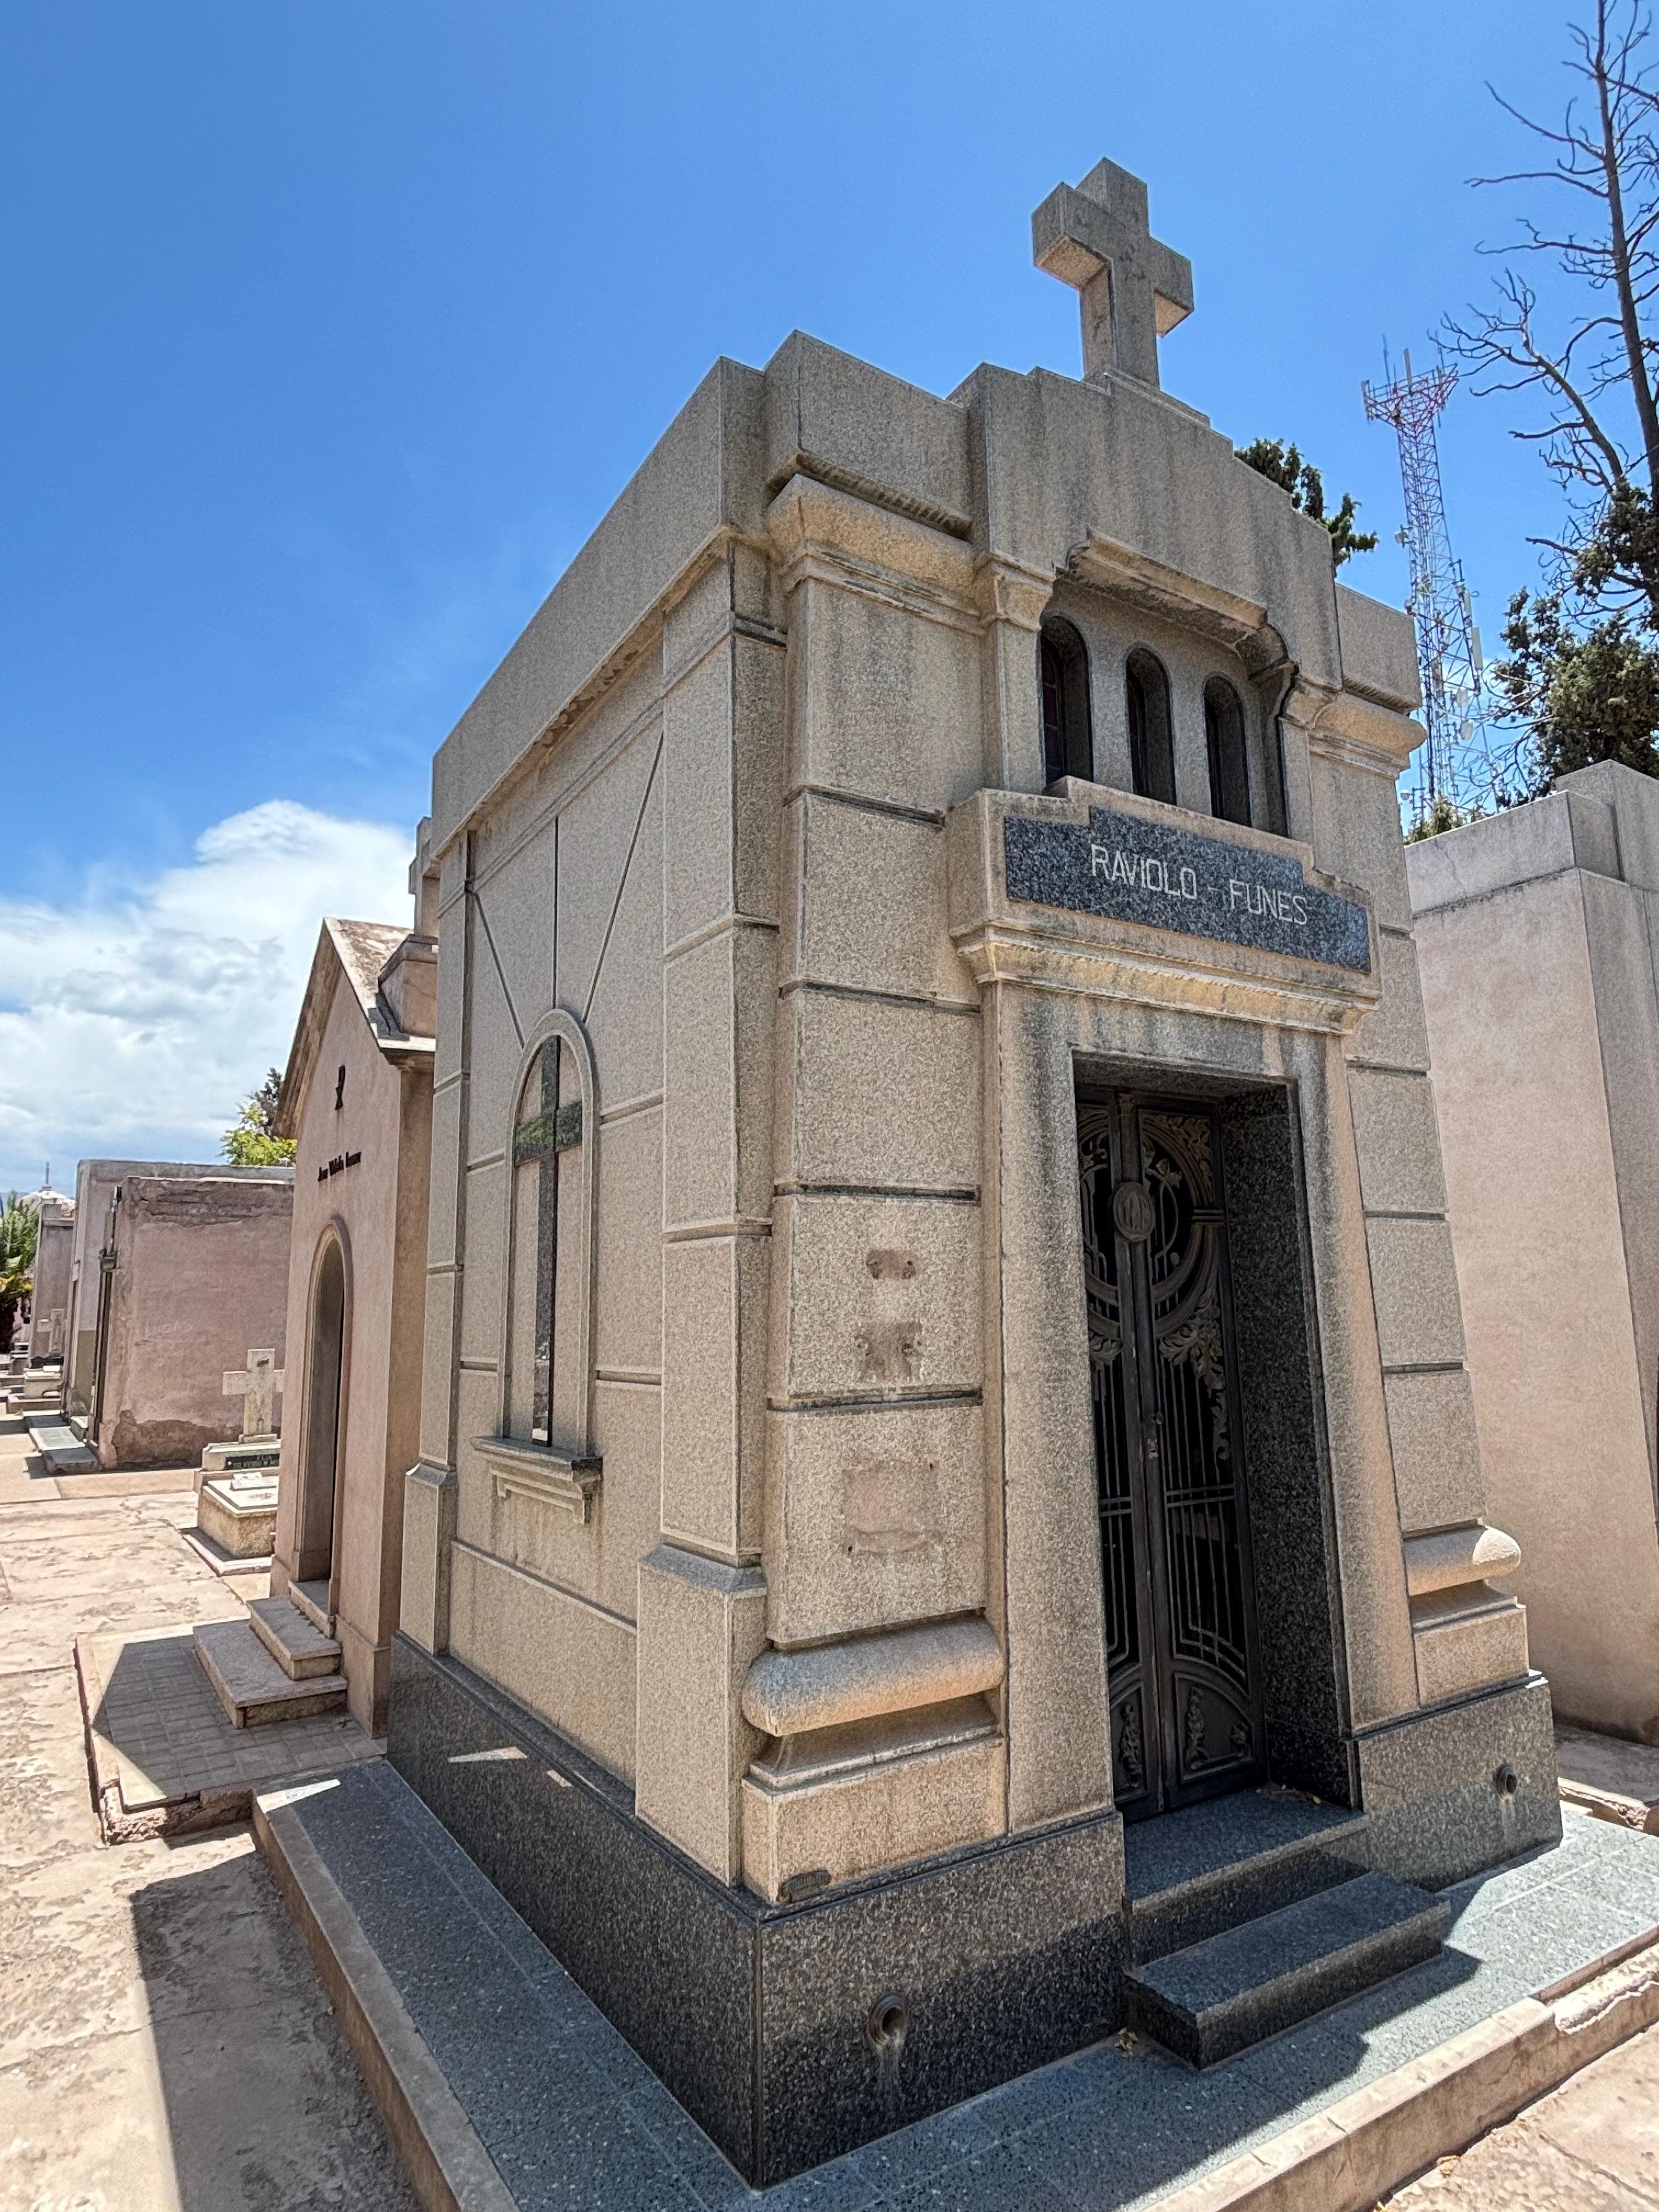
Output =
[
  {"x1": 1405, "y1": 795, "x2": 1472, "y2": 843},
  {"x1": 1448, "y1": 2, "x2": 1659, "y2": 789},
  {"x1": 1235, "y1": 438, "x2": 1379, "y2": 567},
  {"x1": 0, "y1": 1192, "x2": 38, "y2": 1355},
  {"x1": 1493, "y1": 586, "x2": 1659, "y2": 785},
  {"x1": 222, "y1": 1067, "x2": 297, "y2": 1167}
]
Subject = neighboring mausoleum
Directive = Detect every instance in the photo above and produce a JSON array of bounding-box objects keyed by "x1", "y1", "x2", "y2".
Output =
[
  {"x1": 61, "y1": 1158, "x2": 294, "y2": 1468},
  {"x1": 254, "y1": 867, "x2": 438, "y2": 1733},
  {"x1": 390, "y1": 159, "x2": 1559, "y2": 2180},
  {"x1": 1410, "y1": 759, "x2": 1659, "y2": 1746},
  {"x1": 21, "y1": 1181, "x2": 72, "y2": 1364}
]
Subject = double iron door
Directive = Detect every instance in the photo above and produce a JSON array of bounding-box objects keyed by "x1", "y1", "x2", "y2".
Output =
[{"x1": 1078, "y1": 1093, "x2": 1267, "y2": 1820}]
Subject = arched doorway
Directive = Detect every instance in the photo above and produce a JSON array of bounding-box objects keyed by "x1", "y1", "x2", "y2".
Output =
[{"x1": 296, "y1": 1234, "x2": 346, "y2": 1584}]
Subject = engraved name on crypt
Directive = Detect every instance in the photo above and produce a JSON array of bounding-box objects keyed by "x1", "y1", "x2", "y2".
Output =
[{"x1": 1002, "y1": 807, "x2": 1372, "y2": 973}]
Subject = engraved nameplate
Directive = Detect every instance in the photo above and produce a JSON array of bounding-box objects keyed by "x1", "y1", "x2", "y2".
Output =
[{"x1": 1004, "y1": 807, "x2": 1371, "y2": 973}]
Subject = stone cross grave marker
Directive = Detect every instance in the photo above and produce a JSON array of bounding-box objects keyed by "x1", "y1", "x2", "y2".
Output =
[
  {"x1": 223, "y1": 1348, "x2": 283, "y2": 1440},
  {"x1": 1031, "y1": 157, "x2": 1193, "y2": 389}
]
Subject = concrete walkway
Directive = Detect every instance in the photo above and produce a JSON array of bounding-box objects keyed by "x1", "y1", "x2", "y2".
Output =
[
  {"x1": 0, "y1": 1409, "x2": 416, "y2": 2212},
  {"x1": 1386, "y1": 2019, "x2": 1659, "y2": 2207}
]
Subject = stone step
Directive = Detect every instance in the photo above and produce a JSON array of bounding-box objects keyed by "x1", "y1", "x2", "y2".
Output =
[
  {"x1": 193, "y1": 1618, "x2": 346, "y2": 1729},
  {"x1": 248, "y1": 1595, "x2": 342, "y2": 1681},
  {"x1": 289, "y1": 1578, "x2": 335, "y2": 1637},
  {"x1": 26, "y1": 1418, "x2": 97, "y2": 1472},
  {"x1": 1125, "y1": 1787, "x2": 1372, "y2": 1965},
  {"x1": 1125, "y1": 1870, "x2": 1449, "y2": 2068}
]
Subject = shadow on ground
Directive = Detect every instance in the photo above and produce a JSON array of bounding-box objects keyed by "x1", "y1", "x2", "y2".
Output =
[{"x1": 129, "y1": 1837, "x2": 421, "y2": 2212}]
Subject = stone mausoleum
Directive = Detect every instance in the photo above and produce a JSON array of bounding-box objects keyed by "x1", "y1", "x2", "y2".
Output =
[
  {"x1": 1410, "y1": 760, "x2": 1659, "y2": 1746},
  {"x1": 260, "y1": 876, "x2": 437, "y2": 1733},
  {"x1": 61, "y1": 1158, "x2": 294, "y2": 1469},
  {"x1": 390, "y1": 160, "x2": 1560, "y2": 2181}
]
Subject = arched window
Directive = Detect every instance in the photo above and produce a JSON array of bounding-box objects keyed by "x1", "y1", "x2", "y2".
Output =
[
  {"x1": 1205, "y1": 678, "x2": 1252, "y2": 827},
  {"x1": 508, "y1": 1038, "x2": 578, "y2": 1443},
  {"x1": 1125, "y1": 650, "x2": 1176, "y2": 805},
  {"x1": 1039, "y1": 618, "x2": 1093, "y2": 786},
  {"x1": 501, "y1": 1009, "x2": 599, "y2": 1463}
]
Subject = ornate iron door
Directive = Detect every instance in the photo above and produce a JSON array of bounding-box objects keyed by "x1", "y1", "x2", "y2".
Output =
[{"x1": 1078, "y1": 1093, "x2": 1267, "y2": 1820}]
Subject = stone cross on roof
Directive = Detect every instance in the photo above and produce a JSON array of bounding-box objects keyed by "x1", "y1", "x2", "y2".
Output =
[
  {"x1": 223, "y1": 1347, "x2": 284, "y2": 1441},
  {"x1": 1032, "y1": 159, "x2": 1193, "y2": 390}
]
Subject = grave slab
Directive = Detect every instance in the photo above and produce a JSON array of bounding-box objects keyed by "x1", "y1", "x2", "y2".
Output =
[
  {"x1": 196, "y1": 1470, "x2": 279, "y2": 1558},
  {"x1": 26, "y1": 1419, "x2": 97, "y2": 1472}
]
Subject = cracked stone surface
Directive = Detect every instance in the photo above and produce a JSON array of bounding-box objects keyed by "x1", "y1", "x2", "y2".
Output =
[
  {"x1": 1386, "y1": 2019, "x2": 1659, "y2": 2208},
  {"x1": 0, "y1": 1409, "x2": 418, "y2": 2211}
]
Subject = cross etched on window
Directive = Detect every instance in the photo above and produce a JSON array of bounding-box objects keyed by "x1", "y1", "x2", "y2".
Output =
[{"x1": 512, "y1": 1039, "x2": 584, "y2": 1444}]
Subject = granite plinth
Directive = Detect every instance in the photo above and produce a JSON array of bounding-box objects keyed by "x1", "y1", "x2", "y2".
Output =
[
  {"x1": 1356, "y1": 1673, "x2": 1562, "y2": 1889},
  {"x1": 1126, "y1": 1870, "x2": 1449, "y2": 2068},
  {"x1": 259, "y1": 1765, "x2": 1659, "y2": 2212},
  {"x1": 387, "y1": 1633, "x2": 1127, "y2": 2183}
]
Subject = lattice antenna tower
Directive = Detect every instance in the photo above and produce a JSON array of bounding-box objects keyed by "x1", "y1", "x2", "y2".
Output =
[{"x1": 1362, "y1": 348, "x2": 1495, "y2": 830}]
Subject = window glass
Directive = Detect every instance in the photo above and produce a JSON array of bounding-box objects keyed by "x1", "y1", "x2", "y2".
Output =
[
  {"x1": 509, "y1": 1041, "x2": 561, "y2": 1442},
  {"x1": 1040, "y1": 619, "x2": 1093, "y2": 785},
  {"x1": 1205, "y1": 679, "x2": 1252, "y2": 826},
  {"x1": 1125, "y1": 651, "x2": 1176, "y2": 805}
]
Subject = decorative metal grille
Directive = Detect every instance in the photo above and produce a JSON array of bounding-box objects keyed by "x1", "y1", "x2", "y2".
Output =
[{"x1": 1078, "y1": 1094, "x2": 1266, "y2": 1818}]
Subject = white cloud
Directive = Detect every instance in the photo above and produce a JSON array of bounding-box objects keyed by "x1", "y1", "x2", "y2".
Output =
[{"x1": 0, "y1": 801, "x2": 415, "y2": 1190}]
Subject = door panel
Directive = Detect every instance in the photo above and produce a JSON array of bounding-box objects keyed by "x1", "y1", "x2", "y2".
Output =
[{"x1": 1079, "y1": 1093, "x2": 1267, "y2": 1819}]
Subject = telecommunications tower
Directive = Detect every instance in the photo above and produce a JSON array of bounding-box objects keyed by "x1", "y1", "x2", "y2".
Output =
[{"x1": 1362, "y1": 349, "x2": 1494, "y2": 828}]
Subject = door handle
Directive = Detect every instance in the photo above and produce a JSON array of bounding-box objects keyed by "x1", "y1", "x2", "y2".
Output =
[{"x1": 1143, "y1": 1415, "x2": 1163, "y2": 1466}]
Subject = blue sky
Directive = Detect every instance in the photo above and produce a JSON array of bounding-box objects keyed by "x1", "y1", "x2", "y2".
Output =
[{"x1": 0, "y1": 0, "x2": 1606, "y2": 1187}]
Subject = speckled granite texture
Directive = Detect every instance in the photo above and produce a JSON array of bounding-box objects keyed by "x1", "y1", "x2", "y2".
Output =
[
  {"x1": 1003, "y1": 808, "x2": 1372, "y2": 970},
  {"x1": 283, "y1": 1764, "x2": 1659, "y2": 2211},
  {"x1": 387, "y1": 1635, "x2": 1128, "y2": 2182},
  {"x1": 1216, "y1": 1087, "x2": 1353, "y2": 1807},
  {"x1": 1356, "y1": 1673, "x2": 1562, "y2": 1888}
]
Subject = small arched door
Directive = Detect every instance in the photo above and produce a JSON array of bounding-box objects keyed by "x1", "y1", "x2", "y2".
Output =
[{"x1": 296, "y1": 1236, "x2": 346, "y2": 1584}]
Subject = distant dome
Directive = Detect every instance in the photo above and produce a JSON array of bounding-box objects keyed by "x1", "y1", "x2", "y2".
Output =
[{"x1": 18, "y1": 1186, "x2": 72, "y2": 1215}]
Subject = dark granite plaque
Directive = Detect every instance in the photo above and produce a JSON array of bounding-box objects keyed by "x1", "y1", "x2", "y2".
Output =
[{"x1": 1004, "y1": 807, "x2": 1371, "y2": 972}]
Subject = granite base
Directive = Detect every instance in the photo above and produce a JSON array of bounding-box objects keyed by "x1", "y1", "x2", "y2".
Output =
[
  {"x1": 1355, "y1": 1671, "x2": 1562, "y2": 1890},
  {"x1": 387, "y1": 1634, "x2": 1127, "y2": 2184}
]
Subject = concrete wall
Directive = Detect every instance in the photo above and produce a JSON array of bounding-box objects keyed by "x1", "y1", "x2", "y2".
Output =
[
  {"x1": 272, "y1": 956, "x2": 431, "y2": 1734},
  {"x1": 96, "y1": 1175, "x2": 293, "y2": 1467},
  {"x1": 1410, "y1": 769, "x2": 1659, "y2": 1740}
]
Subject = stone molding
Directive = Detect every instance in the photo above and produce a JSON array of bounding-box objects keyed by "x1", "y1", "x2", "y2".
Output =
[
  {"x1": 766, "y1": 473, "x2": 978, "y2": 624},
  {"x1": 972, "y1": 556, "x2": 1052, "y2": 633},
  {"x1": 741, "y1": 1616, "x2": 1003, "y2": 1736},
  {"x1": 1403, "y1": 1522, "x2": 1522, "y2": 1600},
  {"x1": 765, "y1": 448, "x2": 972, "y2": 540},
  {"x1": 1064, "y1": 533, "x2": 1290, "y2": 678},
  {"x1": 1289, "y1": 679, "x2": 1423, "y2": 777},
  {"x1": 472, "y1": 1432, "x2": 603, "y2": 1526}
]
